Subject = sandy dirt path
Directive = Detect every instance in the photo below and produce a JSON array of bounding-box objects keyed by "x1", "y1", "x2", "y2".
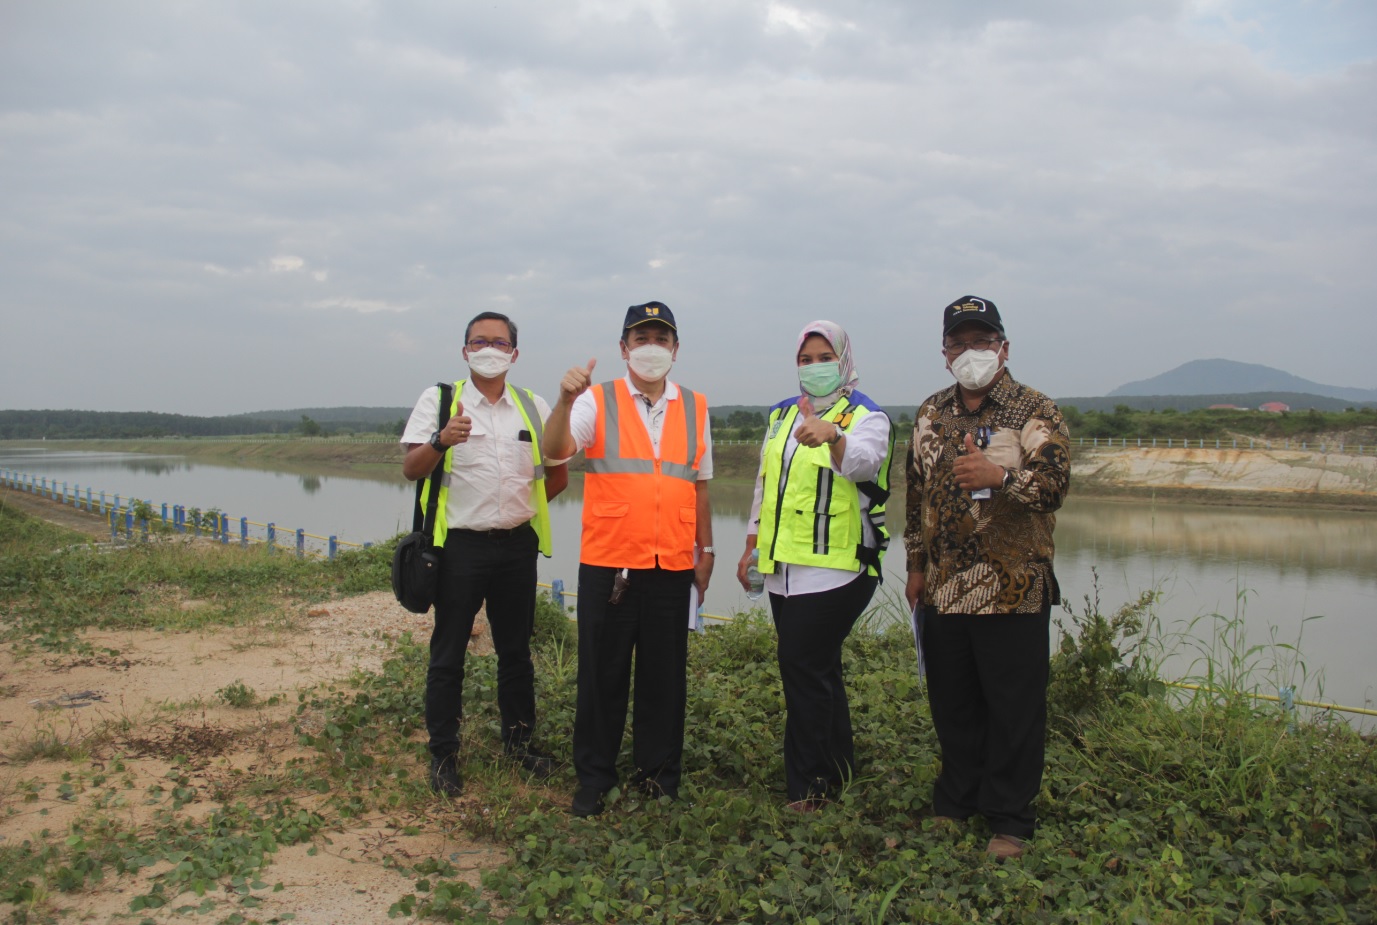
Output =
[{"x1": 0, "y1": 492, "x2": 511, "y2": 923}]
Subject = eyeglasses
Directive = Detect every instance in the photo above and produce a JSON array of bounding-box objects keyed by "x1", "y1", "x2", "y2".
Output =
[
  {"x1": 942, "y1": 336, "x2": 1003, "y2": 356},
  {"x1": 467, "y1": 338, "x2": 514, "y2": 353}
]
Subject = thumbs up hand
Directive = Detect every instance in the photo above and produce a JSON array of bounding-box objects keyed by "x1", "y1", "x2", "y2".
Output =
[
  {"x1": 953, "y1": 432, "x2": 1003, "y2": 491},
  {"x1": 793, "y1": 394, "x2": 840, "y2": 449},
  {"x1": 440, "y1": 400, "x2": 472, "y2": 446},
  {"x1": 558, "y1": 358, "x2": 598, "y2": 406}
]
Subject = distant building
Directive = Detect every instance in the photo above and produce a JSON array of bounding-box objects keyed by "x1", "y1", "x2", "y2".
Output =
[{"x1": 1258, "y1": 402, "x2": 1290, "y2": 413}]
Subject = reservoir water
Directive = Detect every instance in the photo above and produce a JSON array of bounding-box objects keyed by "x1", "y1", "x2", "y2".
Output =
[{"x1": 3, "y1": 446, "x2": 1374, "y2": 725}]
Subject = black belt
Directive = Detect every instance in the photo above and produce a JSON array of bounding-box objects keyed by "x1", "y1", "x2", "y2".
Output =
[{"x1": 451, "y1": 523, "x2": 532, "y2": 539}]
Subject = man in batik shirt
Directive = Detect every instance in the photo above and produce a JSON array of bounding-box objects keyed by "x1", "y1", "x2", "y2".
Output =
[{"x1": 903, "y1": 295, "x2": 1071, "y2": 860}]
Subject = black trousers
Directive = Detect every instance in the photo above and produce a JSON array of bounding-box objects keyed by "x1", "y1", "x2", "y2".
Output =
[
  {"x1": 770, "y1": 573, "x2": 878, "y2": 801},
  {"x1": 426, "y1": 523, "x2": 539, "y2": 760},
  {"x1": 573, "y1": 563, "x2": 693, "y2": 795},
  {"x1": 922, "y1": 604, "x2": 1051, "y2": 839}
]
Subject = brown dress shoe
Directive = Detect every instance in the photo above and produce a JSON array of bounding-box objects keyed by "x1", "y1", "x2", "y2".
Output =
[{"x1": 986, "y1": 834, "x2": 1026, "y2": 859}]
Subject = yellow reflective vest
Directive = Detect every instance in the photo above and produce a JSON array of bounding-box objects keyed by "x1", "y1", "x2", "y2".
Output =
[
  {"x1": 757, "y1": 392, "x2": 893, "y2": 577},
  {"x1": 419, "y1": 380, "x2": 553, "y2": 556}
]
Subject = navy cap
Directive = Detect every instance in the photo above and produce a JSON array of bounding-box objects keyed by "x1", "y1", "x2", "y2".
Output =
[
  {"x1": 942, "y1": 295, "x2": 1004, "y2": 337},
  {"x1": 623, "y1": 301, "x2": 677, "y2": 333}
]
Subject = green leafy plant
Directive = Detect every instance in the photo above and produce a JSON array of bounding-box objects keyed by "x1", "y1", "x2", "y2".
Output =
[
  {"x1": 216, "y1": 680, "x2": 257, "y2": 708},
  {"x1": 1048, "y1": 569, "x2": 1163, "y2": 724}
]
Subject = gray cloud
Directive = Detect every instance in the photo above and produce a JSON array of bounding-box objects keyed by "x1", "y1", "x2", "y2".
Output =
[{"x1": 2, "y1": 0, "x2": 1373, "y2": 414}]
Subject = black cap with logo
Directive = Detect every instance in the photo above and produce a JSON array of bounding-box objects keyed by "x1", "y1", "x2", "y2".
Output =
[
  {"x1": 941, "y1": 295, "x2": 1004, "y2": 337},
  {"x1": 623, "y1": 301, "x2": 677, "y2": 333}
]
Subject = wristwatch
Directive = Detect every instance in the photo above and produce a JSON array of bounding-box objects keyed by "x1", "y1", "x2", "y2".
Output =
[
  {"x1": 699, "y1": 546, "x2": 715, "y2": 555},
  {"x1": 429, "y1": 430, "x2": 446, "y2": 452},
  {"x1": 999, "y1": 467, "x2": 1014, "y2": 492},
  {"x1": 827, "y1": 424, "x2": 844, "y2": 445}
]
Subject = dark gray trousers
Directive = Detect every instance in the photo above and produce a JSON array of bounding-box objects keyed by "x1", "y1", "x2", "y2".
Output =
[{"x1": 923, "y1": 604, "x2": 1050, "y2": 839}]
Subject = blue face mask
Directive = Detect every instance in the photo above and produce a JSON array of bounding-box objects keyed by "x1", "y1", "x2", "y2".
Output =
[{"x1": 798, "y1": 361, "x2": 843, "y2": 398}]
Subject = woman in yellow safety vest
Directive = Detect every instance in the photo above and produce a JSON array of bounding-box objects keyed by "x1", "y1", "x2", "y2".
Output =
[{"x1": 736, "y1": 320, "x2": 895, "y2": 812}]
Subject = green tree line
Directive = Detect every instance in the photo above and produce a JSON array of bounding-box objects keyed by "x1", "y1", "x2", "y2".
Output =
[
  {"x1": 0, "y1": 410, "x2": 405, "y2": 440},
  {"x1": 1063, "y1": 405, "x2": 1377, "y2": 440}
]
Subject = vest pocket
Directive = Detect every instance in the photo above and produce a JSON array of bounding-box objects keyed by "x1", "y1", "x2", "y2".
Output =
[
  {"x1": 593, "y1": 502, "x2": 629, "y2": 518},
  {"x1": 812, "y1": 494, "x2": 857, "y2": 554}
]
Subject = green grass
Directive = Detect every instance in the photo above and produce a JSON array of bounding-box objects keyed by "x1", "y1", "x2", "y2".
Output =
[
  {"x1": 0, "y1": 500, "x2": 394, "y2": 655},
  {"x1": 296, "y1": 588, "x2": 1376, "y2": 924},
  {"x1": 1, "y1": 505, "x2": 1373, "y2": 924}
]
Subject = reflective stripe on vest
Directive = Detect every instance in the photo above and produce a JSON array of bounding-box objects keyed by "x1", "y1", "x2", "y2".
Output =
[
  {"x1": 757, "y1": 396, "x2": 893, "y2": 577},
  {"x1": 580, "y1": 379, "x2": 707, "y2": 570},
  {"x1": 418, "y1": 380, "x2": 554, "y2": 556},
  {"x1": 585, "y1": 387, "x2": 700, "y2": 483}
]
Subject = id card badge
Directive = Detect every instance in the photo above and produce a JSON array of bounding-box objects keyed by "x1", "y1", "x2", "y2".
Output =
[{"x1": 970, "y1": 426, "x2": 992, "y2": 500}]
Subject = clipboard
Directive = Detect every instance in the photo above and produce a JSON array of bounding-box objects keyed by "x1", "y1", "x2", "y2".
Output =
[{"x1": 910, "y1": 601, "x2": 928, "y2": 677}]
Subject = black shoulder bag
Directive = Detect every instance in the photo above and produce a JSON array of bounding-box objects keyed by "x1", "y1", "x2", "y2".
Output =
[{"x1": 391, "y1": 382, "x2": 454, "y2": 614}]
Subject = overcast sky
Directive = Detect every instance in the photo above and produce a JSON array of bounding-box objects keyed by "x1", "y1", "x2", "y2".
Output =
[{"x1": 2, "y1": 0, "x2": 1374, "y2": 415}]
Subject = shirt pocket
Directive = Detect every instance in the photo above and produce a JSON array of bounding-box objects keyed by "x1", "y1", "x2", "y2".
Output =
[
  {"x1": 986, "y1": 429, "x2": 1023, "y2": 470},
  {"x1": 593, "y1": 502, "x2": 629, "y2": 519},
  {"x1": 498, "y1": 434, "x2": 536, "y2": 478}
]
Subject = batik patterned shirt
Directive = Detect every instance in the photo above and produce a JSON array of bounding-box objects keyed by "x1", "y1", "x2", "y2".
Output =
[{"x1": 904, "y1": 369, "x2": 1070, "y2": 614}]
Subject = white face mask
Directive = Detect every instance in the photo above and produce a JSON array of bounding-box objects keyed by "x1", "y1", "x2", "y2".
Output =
[
  {"x1": 466, "y1": 346, "x2": 513, "y2": 379},
  {"x1": 950, "y1": 348, "x2": 1002, "y2": 390},
  {"x1": 628, "y1": 344, "x2": 674, "y2": 382}
]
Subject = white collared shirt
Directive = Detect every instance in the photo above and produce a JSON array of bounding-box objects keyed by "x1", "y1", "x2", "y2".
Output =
[
  {"x1": 401, "y1": 381, "x2": 555, "y2": 530},
  {"x1": 567, "y1": 374, "x2": 713, "y2": 479}
]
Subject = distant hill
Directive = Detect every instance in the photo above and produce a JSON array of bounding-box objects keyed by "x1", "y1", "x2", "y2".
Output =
[{"x1": 1110, "y1": 359, "x2": 1377, "y2": 403}]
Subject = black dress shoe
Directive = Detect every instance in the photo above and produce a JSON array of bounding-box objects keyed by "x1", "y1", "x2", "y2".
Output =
[
  {"x1": 429, "y1": 754, "x2": 463, "y2": 797},
  {"x1": 507, "y1": 746, "x2": 555, "y2": 779},
  {"x1": 571, "y1": 786, "x2": 606, "y2": 817}
]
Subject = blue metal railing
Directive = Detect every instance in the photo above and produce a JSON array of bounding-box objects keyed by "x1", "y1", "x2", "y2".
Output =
[{"x1": 0, "y1": 467, "x2": 372, "y2": 560}]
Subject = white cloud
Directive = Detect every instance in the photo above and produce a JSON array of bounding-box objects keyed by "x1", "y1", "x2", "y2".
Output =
[
  {"x1": 269, "y1": 256, "x2": 305, "y2": 273},
  {"x1": 764, "y1": 2, "x2": 851, "y2": 47},
  {"x1": 387, "y1": 331, "x2": 421, "y2": 352},
  {"x1": 306, "y1": 298, "x2": 409, "y2": 314},
  {"x1": 0, "y1": 0, "x2": 1372, "y2": 414}
]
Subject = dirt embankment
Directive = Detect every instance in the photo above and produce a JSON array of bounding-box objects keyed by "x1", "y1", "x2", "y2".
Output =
[{"x1": 1067, "y1": 445, "x2": 1377, "y2": 508}]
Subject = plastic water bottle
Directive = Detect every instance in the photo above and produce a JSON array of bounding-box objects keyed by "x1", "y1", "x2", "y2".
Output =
[{"x1": 746, "y1": 548, "x2": 765, "y2": 600}]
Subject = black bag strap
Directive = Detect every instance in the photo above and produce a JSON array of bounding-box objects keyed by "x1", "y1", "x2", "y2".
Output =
[{"x1": 412, "y1": 381, "x2": 455, "y2": 535}]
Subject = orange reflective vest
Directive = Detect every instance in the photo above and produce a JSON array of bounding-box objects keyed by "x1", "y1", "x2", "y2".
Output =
[{"x1": 580, "y1": 379, "x2": 708, "y2": 571}]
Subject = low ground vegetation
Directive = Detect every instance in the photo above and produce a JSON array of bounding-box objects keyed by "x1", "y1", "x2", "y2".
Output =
[{"x1": 1, "y1": 504, "x2": 1373, "y2": 923}]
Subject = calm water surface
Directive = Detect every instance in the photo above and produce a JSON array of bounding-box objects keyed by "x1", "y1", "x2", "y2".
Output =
[{"x1": 3, "y1": 447, "x2": 1373, "y2": 722}]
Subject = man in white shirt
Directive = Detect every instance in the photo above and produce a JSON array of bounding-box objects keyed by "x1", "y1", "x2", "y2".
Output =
[
  {"x1": 543, "y1": 301, "x2": 714, "y2": 817},
  {"x1": 401, "y1": 311, "x2": 568, "y2": 797}
]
